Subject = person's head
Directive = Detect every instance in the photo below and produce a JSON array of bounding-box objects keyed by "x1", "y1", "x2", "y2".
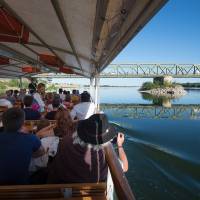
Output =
[
  {"x1": 81, "y1": 91, "x2": 91, "y2": 102},
  {"x1": 76, "y1": 114, "x2": 116, "y2": 146},
  {"x1": 23, "y1": 95, "x2": 33, "y2": 107},
  {"x1": 65, "y1": 94, "x2": 71, "y2": 102},
  {"x1": 37, "y1": 83, "x2": 45, "y2": 93},
  {"x1": 45, "y1": 92, "x2": 53, "y2": 102},
  {"x1": 58, "y1": 88, "x2": 63, "y2": 94},
  {"x1": 29, "y1": 89, "x2": 35, "y2": 95},
  {"x1": 10, "y1": 90, "x2": 14, "y2": 96},
  {"x1": 14, "y1": 90, "x2": 19, "y2": 96},
  {"x1": 2, "y1": 108, "x2": 25, "y2": 132},
  {"x1": 6, "y1": 90, "x2": 11, "y2": 97},
  {"x1": 52, "y1": 98, "x2": 61, "y2": 109},
  {"x1": 20, "y1": 89, "x2": 26, "y2": 95},
  {"x1": 72, "y1": 89, "x2": 76, "y2": 95},
  {"x1": 55, "y1": 109, "x2": 75, "y2": 137}
]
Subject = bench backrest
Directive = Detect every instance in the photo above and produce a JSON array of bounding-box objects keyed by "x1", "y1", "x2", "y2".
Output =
[
  {"x1": 0, "y1": 183, "x2": 106, "y2": 199},
  {"x1": 24, "y1": 120, "x2": 57, "y2": 132}
]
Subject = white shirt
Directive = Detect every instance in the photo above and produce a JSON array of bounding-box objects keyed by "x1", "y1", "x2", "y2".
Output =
[
  {"x1": 70, "y1": 102, "x2": 95, "y2": 120},
  {"x1": 29, "y1": 136, "x2": 59, "y2": 172},
  {"x1": 33, "y1": 93, "x2": 45, "y2": 112},
  {"x1": 0, "y1": 99, "x2": 13, "y2": 108},
  {"x1": 59, "y1": 94, "x2": 66, "y2": 101}
]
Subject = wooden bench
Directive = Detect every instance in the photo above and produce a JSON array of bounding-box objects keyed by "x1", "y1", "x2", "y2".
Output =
[{"x1": 0, "y1": 183, "x2": 106, "y2": 200}]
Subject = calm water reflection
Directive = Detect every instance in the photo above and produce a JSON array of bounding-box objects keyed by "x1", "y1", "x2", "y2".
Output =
[
  {"x1": 100, "y1": 87, "x2": 200, "y2": 200},
  {"x1": 100, "y1": 87, "x2": 200, "y2": 105}
]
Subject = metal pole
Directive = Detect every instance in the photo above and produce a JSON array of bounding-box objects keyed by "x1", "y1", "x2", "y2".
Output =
[
  {"x1": 19, "y1": 77, "x2": 23, "y2": 89},
  {"x1": 90, "y1": 77, "x2": 95, "y2": 102},
  {"x1": 94, "y1": 73, "x2": 100, "y2": 112}
]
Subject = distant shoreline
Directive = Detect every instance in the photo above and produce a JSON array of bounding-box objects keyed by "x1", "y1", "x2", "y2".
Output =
[{"x1": 84, "y1": 85, "x2": 139, "y2": 88}]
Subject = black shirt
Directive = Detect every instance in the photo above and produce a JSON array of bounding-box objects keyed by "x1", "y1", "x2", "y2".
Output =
[{"x1": 45, "y1": 111, "x2": 57, "y2": 120}]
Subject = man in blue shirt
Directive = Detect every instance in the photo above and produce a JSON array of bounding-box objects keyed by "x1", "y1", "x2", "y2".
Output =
[{"x1": 0, "y1": 108, "x2": 45, "y2": 185}]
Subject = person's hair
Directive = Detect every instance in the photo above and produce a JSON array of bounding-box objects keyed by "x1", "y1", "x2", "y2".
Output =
[
  {"x1": 54, "y1": 109, "x2": 75, "y2": 137},
  {"x1": 37, "y1": 119, "x2": 50, "y2": 131},
  {"x1": 65, "y1": 94, "x2": 71, "y2": 102},
  {"x1": 2, "y1": 108, "x2": 25, "y2": 132},
  {"x1": 14, "y1": 90, "x2": 19, "y2": 95},
  {"x1": 10, "y1": 90, "x2": 14, "y2": 96},
  {"x1": 37, "y1": 83, "x2": 45, "y2": 90},
  {"x1": 81, "y1": 92, "x2": 91, "y2": 102},
  {"x1": 58, "y1": 88, "x2": 63, "y2": 94},
  {"x1": 29, "y1": 89, "x2": 35, "y2": 95},
  {"x1": 52, "y1": 98, "x2": 61, "y2": 108},
  {"x1": 63, "y1": 90, "x2": 66, "y2": 95},
  {"x1": 53, "y1": 94, "x2": 60, "y2": 99},
  {"x1": 72, "y1": 89, "x2": 76, "y2": 94},
  {"x1": 45, "y1": 92, "x2": 53, "y2": 101},
  {"x1": 23, "y1": 95, "x2": 33, "y2": 107}
]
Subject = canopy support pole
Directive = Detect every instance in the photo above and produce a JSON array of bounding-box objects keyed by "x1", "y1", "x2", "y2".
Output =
[
  {"x1": 94, "y1": 73, "x2": 100, "y2": 112},
  {"x1": 90, "y1": 77, "x2": 95, "y2": 102},
  {"x1": 19, "y1": 77, "x2": 22, "y2": 89},
  {"x1": 89, "y1": 73, "x2": 100, "y2": 112}
]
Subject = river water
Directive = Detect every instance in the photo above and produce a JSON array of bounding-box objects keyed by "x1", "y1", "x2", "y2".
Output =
[{"x1": 100, "y1": 87, "x2": 200, "y2": 200}]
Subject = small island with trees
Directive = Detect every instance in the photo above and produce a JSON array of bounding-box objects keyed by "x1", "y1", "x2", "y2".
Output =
[{"x1": 139, "y1": 76, "x2": 186, "y2": 98}]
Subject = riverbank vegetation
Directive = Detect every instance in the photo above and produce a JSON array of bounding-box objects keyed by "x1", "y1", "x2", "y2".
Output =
[
  {"x1": 180, "y1": 83, "x2": 200, "y2": 88},
  {"x1": 139, "y1": 81, "x2": 177, "y2": 91}
]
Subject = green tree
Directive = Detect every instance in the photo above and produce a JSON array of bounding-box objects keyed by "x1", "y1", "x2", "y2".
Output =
[{"x1": 8, "y1": 79, "x2": 20, "y2": 87}]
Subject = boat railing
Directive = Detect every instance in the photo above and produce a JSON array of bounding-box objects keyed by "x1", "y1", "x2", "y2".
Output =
[{"x1": 104, "y1": 143, "x2": 136, "y2": 200}]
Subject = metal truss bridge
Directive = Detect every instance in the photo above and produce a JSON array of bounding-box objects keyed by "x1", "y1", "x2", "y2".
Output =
[
  {"x1": 34, "y1": 64, "x2": 200, "y2": 78},
  {"x1": 101, "y1": 104, "x2": 200, "y2": 120}
]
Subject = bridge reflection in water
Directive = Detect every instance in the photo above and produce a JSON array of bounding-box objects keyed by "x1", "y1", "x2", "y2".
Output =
[{"x1": 101, "y1": 104, "x2": 200, "y2": 120}]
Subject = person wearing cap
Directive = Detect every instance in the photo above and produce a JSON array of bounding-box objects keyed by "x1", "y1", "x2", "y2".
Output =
[
  {"x1": 47, "y1": 113, "x2": 128, "y2": 183},
  {"x1": 70, "y1": 91, "x2": 95, "y2": 120}
]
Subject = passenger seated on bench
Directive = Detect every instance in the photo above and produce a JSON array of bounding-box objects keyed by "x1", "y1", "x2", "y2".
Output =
[
  {"x1": 70, "y1": 91, "x2": 95, "y2": 120},
  {"x1": 54, "y1": 109, "x2": 76, "y2": 138},
  {"x1": 23, "y1": 95, "x2": 41, "y2": 120},
  {"x1": 30, "y1": 119, "x2": 59, "y2": 176},
  {"x1": 45, "y1": 98, "x2": 61, "y2": 120},
  {"x1": 48, "y1": 113, "x2": 128, "y2": 184},
  {"x1": 0, "y1": 108, "x2": 45, "y2": 185}
]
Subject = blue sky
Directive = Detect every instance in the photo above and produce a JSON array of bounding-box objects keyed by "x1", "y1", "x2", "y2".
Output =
[
  {"x1": 53, "y1": 0, "x2": 200, "y2": 86},
  {"x1": 112, "y1": 0, "x2": 200, "y2": 64}
]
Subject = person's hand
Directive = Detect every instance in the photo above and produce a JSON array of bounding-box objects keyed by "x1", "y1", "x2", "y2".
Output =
[
  {"x1": 117, "y1": 132, "x2": 125, "y2": 147},
  {"x1": 36, "y1": 124, "x2": 55, "y2": 138},
  {"x1": 20, "y1": 125, "x2": 30, "y2": 134}
]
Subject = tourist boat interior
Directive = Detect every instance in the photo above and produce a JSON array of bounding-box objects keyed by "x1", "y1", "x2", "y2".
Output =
[{"x1": 0, "y1": 0, "x2": 168, "y2": 199}]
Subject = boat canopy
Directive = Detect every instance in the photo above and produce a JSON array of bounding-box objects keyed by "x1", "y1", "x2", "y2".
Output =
[{"x1": 0, "y1": 0, "x2": 167, "y2": 78}]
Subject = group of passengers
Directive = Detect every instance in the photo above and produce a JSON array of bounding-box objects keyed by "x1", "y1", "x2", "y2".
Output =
[{"x1": 0, "y1": 80, "x2": 128, "y2": 185}]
